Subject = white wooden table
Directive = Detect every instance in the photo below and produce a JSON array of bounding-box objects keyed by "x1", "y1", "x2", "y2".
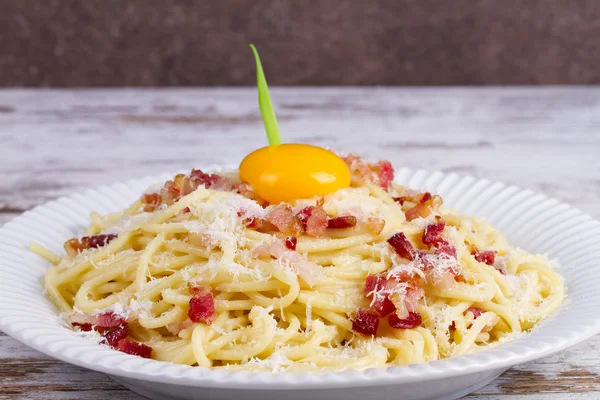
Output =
[{"x1": 1, "y1": 88, "x2": 599, "y2": 399}]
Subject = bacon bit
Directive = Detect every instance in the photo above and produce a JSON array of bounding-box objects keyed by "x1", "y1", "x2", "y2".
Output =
[
  {"x1": 69, "y1": 312, "x2": 128, "y2": 342},
  {"x1": 389, "y1": 285, "x2": 424, "y2": 319},
  {"x1": 389, "y1": 311, "x2": 422, "y2": 329},
  {"x1": 142, "y1": 193, "x2": 161, "y2": 212},
  {"x1": 473, "y1": 250, "x2": 497, "y2": 266},
  {"x1": 422, "y1": 219, "x2": 446, "y2": 245},
  {"x1": 393, "y1": 197, "x2": 405, "y2": 205},
  {"x1": 404, "y1": 194, "x2": 443, "y2": 221},
  {"x1": 327, "y1": 216, "x2": 357, "y2": 229},
  {"x1": 117, "y1": 339, "x2": 153, "y2": 358},
  {"x1": 85, "y1": 234, "x2": 118, "y2": 249},
  {"x1": 376, "y1": 160, "x2": 395, "y2": 190},
  {"x1": 296, "y1": 203, "x2": 328, "y2": 237},
  {"x1": 414, "y1": 251, "x2": 434, "y2": 271},
  {"x1": 64, "y1": 234, "x2": 118, "y2": 256},
  {"x1": 465, "y1": 307, "x2": 485, "y2": 319},
  {"x1": 188, "y1": 289, "x2": 216, "y2": 324},
  {"x1": 267, "y1": 206, "x2": 304, "y2": 235},
  {"x1": 449, "y1": 321, "x2": 456, "y2": 330},
  {"x1": 372, "y1": 296, "x2": 396, "y2": 317},
  {"x1": 190, "y1": 169, "x2": 233, "y2": 191},
  {"x1": 237, "y1": 209, "x2": 246, "y2": 217},
  {"x1": 365, "y1": 217, "x2": 386, "y2": 235},
  {"x1": 342, "y1": 155, "x2": 395, "y2": 190},
  {"x1": 265, "y1": 240, "x2": 323, "y2": 286},
  {"x1": 364, "y1": 274, "x2": 397, "y2": 317},
  {"x1": 69, "y1": 314, "x2": 97, "y2": 328},
  {"x1": 96, "y1": 312, "x2": 127, "y2": 330},
  {"x1": 242, "y1": 217, "x2": 263, "y2": 230},
  {"x1": 387, "y1": 232, "x2": 416, "y2": 260},
  {"x1": 103, "y1": 326, "x2": 129, "y2": 348},
  {"x1": 364, "y1": 274, "x2": 386, "y2": 296},
  {"x1": 493, "y1": 257, "x2": 508, "y2": 275},
  {"x1": 434, "y1": 239, "x2": 457, "y2": 259},
  {"x1": 418, "y1": 192, "x2": 432, "y2": 203},
  {"x1": 284, "y1": 236, "x2": 297, "y2": 251},
  {"x1": 454, "y1": 274, "x2": 466, "y2": 282},
  {"x1": 233, "y1": 181, "x2": 266, "y2": 205},
  {"x1": 351, "y1": 309, "x2": 379, "y2": 336},
  {"x1": 174, "y1": 173, "x2": 194, "y2": 196}
]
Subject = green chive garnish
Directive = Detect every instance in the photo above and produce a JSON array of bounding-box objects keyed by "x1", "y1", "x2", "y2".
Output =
[{"x1": 250, "y1": 44, "x2": 282, "y2": 146}]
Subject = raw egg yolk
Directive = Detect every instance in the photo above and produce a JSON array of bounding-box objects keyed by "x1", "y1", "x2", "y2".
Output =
[{"x1": 239, "y1": 144, "x2": 351, "y2": 204}]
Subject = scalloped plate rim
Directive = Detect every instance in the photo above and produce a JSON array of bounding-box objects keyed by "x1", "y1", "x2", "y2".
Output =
[{"x1": 0, "y1": 167, "x2": 599, "y2": 390}]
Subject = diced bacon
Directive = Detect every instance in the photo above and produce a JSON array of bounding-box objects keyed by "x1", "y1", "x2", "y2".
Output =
[
  {"x1": 78, "y1": 323, "x2": 93, "y2": 332},
  {"x1": 64, "y1": 234, "x2": 118, "y2": 256},
  {"x1": 96, "y1": 312, "x2": 127, "y2": 330},
  {"x1": 69, "y1": 312, "x2": 127, "y2": 338},
  {"x1": 364, "y1": 274, "x2": 397, "y2": 317},
  {"x1": 365, "y1": 217, "x2": 386, "y2": 235},
  {"x1": 69, "y1": 314, "x2": 97, "y2": 328},
  {"x1": 117, "y1": 339, "x2": 153, "y2": 358},
  {"x1": 422, "y1": 219, "x2": 446, "y2": 245},
  {"x1": 434, "y1": 239, "x2": 457, "y2": 258},
  {"x1": 327, "y1": 216, "x2": 357, "y2": 229},
  {"x1": 493, "y1": 257, "x2": 508, "y2": 275},
  {"x1": 188, "y1": 289, "x2": 216, "y2": 325},
  {"x1": 285, "y1": 236, "x2": 297, "y2": 251},
  {"x1": 404, "y1": 195, "x2": 443, "y2": 221},
  {"x1": 351, "y1": 309, "x2": 379, "y2": 336},
  {"x1": 418, "y1": 192, "x2": 432, "y2": 203},
  {"x1": 372, "y1": 296, "x2": 396, "y2": 317},
  {"x1": 142, "y1": 169, "x2": 235, "y2": 211},
  {"x1": 473, "y1": 250, "x2": 496, "y2": 266},
  {"x1": 393, "y1": 196, "x2": 405, "y2": 205},
  {"x1": 391, "y1": 286, "x2": 424, "y2": 318},
  {"x1": 85, "y1": 234, "x2": 118, "y2": 249},
  {"x1": 454, "y1": 274, "x2": 466, "y2": 282},
  {"x1": 142, "y1": 193, "x2": 161, "y2": 212},
  {"x1": 190, "y1": 169, "x2": 233, "y2": 191},
  {"x1": 233, "y1": 181, "x2": 265, "y2": 204},
  {"x1": 243, "y1": 217, "x2": 265, "y2": 230},
  {"x1": 267, "y1": 206, "x2": 303, "y2": 235},
  {"x1": 465, "y1": 307, "x2": 485, "y2": 319},
  {"x1": 376, "y1": 160, "x2": 395, "y2": 190},
  {"x1": 267, "y1": 240, "x2": 323, "y2": 286},
  {"x1": 389, "y1": 311, "x2": 422, "y2": 329},
  {"x1": 387, "y1": 232, "x2": 416, "y2": 260},
  {"x1": 342, "y1": 154, "x2": 395, "y2": 190},
  {"x1": 296, "y1": 203, "x2": 328, "y2": 237},
  {"x1": 364, "y1": 274, "x2": 386, "y2": 296},
  {"x1": 103, "y1": 326, "x2": 129, "y2": 348},
  {"x1": 414, "y1": 251, "x2": 435, "y2": 271},
  {"x1": 173, "y1": 173, "x2": 194, "y2": 196}
]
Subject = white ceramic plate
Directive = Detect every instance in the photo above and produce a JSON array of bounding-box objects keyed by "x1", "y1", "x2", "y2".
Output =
[{"x1": 1, "y1": 168, "x2": 600, "y2": 400}]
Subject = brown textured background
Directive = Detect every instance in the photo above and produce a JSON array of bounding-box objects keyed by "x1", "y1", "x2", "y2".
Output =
[{"x1": 1, "y1": 0, "x2": 600, "y2": 86}]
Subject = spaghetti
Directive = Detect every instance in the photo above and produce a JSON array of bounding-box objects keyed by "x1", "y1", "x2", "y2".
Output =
[{"x1": 34, "y1": 155, "x2": 565, "y2": 371}]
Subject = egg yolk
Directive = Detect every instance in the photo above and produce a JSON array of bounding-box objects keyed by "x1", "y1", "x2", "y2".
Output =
[{"x1": 239, "y1": 144, "x2": 351, "y2": 204}]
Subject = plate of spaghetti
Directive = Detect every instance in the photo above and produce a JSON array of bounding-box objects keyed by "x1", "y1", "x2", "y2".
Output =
[{"x1": 1, "y1": 46, "x2": 600, "y2": 400}]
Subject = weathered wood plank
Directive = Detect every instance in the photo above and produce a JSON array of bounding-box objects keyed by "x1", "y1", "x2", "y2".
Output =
[
  {"x1": 0, "y1": 88, "x2": 598, "y2": 217},
  {"x1": 0, "y1": 88, "x2": 599, "y2": 399}
]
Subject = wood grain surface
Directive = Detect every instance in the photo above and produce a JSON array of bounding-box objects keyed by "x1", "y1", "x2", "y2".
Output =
[{"x1": 0, "y1": 87, "x2": 599, "y2": 399}]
